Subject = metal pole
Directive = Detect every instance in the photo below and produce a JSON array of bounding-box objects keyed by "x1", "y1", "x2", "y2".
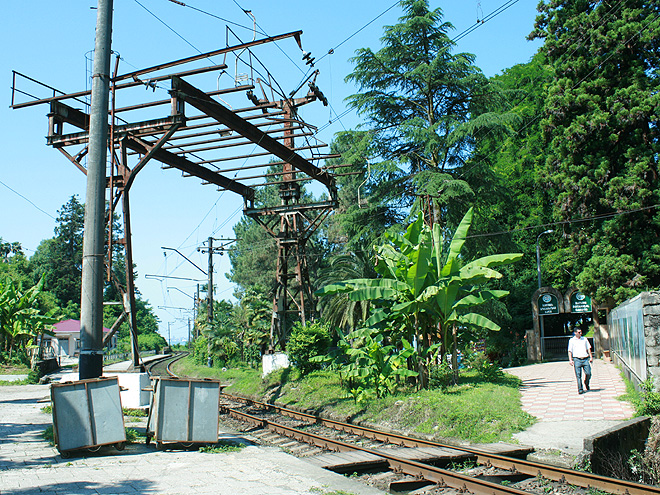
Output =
[
  {"x1": 207, "y1": 236, "x2": 213, "y2": 367},
  {"x1": 207, "y1": 237, "x2": 214, "y2": 324},
  {"x1": 79, "y1": 0, "x2": 113, "y2": 379},
  {"x1": 536, "y1": 230, "x2": 554, "y2": 289}
]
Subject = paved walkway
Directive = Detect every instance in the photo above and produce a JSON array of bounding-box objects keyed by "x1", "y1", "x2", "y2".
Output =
[
  {"x1": 0, "y1": 384, "x2": 386, "y2": 495},
  {"x1": 505, "y1": 359, "x2": 636, "y2": 455}
]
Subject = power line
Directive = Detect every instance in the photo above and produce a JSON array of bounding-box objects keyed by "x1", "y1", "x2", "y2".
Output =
[
  {"x1": 0, "y1": 179, "x2": 56, "y2": 220},
  {"x1": 230, "y1": 0, "x2": 306, "y2": 76},
  {"x1": 316, "y1": 1, "x2": 400, "y2": 65},
  {"x1": 165, "y1": 0, "x2": 265, "y2": 35},
  {"x1": 451, "y1": 0, "x2": 522, "y2": 43},
  {"x1": 134, "y1": 0, "x2": 204, "y2": 54}
]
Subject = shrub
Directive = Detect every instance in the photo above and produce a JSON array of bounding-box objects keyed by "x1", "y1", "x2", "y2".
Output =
[
  {"x1": 285, "y1": 321, "x2": 331, "y2": 375},
  {"x1": 634, "y1": 378, "x2": 660, "y2": 416},
  {"x1": 429, "y1": 361, "x2": 453, "y2": 390},
  {"x1": 191, "y1": 336, "x2": 208, "y2": 366},
  {"x1": 470, "y1": 353, "x2": 505, "y2": 383}
]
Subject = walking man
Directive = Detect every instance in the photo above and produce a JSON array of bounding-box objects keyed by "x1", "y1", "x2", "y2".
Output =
[{"x1": 568, "y1": 327, "x2": 593, "y2": 394}]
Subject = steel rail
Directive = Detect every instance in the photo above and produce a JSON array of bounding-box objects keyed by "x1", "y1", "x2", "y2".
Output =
[
  {"x1": 224, "y1": 407, "x2": 532, "y2": 495},
  {"x1": 144, "y1": 352, "x2": 188, "y2": 377},
  {"x1": 221, "y1": 393, "x2": 659, "y2": 495}
]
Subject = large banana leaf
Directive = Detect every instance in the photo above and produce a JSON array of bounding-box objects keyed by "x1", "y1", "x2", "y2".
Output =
[
  {"x1": 406, "y1": 232, "x2": 432, "y2": 297},
  {"x1": 447, "y1": 312, "x2": 501, "y2": 332},
  {"x1": 453, "y1": 290, "x2": 510, "y2": 309},
  {"x1": 349, "y1": 287, "x2": 401, "y2": 301},
  {"x1": 461, "y1": 253, "x2": 523, "y2": 271},
  {"x1": 441, "y1": 207, "x2": 473, "y2": 277}
]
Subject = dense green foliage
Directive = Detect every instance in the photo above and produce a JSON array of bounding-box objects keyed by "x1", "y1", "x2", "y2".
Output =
[
  {"x1": 0, "y1": 196, "x2": 163, "y2": 366},
  {"x1": 317, "y1": 210, "x2": 521, "y2": 390},
  {"x1": 345, "y1": 0, "x2": 516, "y2": 228},
  {"x1": 528, "y1": 0, "x2": 660, "y2": 305},
  {"x1": 285, "y1": 321, "x2": 332, "y2": 375}
]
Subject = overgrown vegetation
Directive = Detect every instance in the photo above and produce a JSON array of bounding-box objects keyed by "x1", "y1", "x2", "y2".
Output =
[
  {"x1": 315, "y1": 209, "x2": 520, "y2": 395},
  {"x1": 199, "y1": 440, "x2": 245, "y2": 453},
  {"x1": 0, "y1": 196, "x2": 165, "y2": 370},
  {"x1": 174, "y1": 355, "x2": 533, "y2": 444},
  {"x1": 42, "y1": 425, "x2": 55, "y2": 446},
  {"x1": 124, "y1": 428, "x2": 145, "y2": 444},
  {"x1": 622, "y1": 376, "x2": 660, "y2": 417}
]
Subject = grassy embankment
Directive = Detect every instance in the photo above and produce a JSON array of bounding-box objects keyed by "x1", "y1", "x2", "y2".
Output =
[{"x1": 174, "y1": 357, "x2": 535, "y2": 444}]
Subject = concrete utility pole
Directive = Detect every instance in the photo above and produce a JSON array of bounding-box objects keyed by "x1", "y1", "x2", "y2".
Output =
[
  {"x1": 207, "y1": 237, "x2": 214, "y2": 325},
  {"x1": 79, "y1": 0, "x2": 114, "y2": 379}
]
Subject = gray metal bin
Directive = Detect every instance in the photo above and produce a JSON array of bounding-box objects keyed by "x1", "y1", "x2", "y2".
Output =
[
  {"x1": 147, "y1": 377, "x2": 221, "y2": 448},
  {"x1": 51, "y1": 377, "x2": 126, "y2": 455}
]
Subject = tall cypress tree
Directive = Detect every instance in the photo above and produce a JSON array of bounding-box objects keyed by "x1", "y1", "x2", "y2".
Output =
[{"x1": 530, "y1": 0, "x2": 660, "y2": 305}]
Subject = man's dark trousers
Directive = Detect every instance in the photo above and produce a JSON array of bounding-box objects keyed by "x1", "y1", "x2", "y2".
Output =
[{"x1": 574, "y1": 357, "x2": 591, "y2": 393}]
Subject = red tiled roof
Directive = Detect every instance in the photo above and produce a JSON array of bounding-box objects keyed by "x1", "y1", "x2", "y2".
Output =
[{"x1": 53, "y1": 319, "x2": 111, "y2": 333}]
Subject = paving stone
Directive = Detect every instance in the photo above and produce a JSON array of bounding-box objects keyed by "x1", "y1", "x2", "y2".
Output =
[{"x1": 0, "y1": 384, "x2": 385, "y2": 495}]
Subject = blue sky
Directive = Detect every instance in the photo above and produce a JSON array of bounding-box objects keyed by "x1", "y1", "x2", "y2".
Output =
[{"x1": 1, "y1": 1, "x2": 542, "y2": 343}]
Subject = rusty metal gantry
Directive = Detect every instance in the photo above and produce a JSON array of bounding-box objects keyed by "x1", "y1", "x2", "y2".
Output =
[{"x1": 12, "y1": 29, "x2": 348, "y2": 357}]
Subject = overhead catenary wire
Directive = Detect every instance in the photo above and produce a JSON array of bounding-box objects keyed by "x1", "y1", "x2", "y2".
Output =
[
  {"x1": 165, "y1": 0, "x2": 266, "y2": 36},
  {"x1": 134, "y1": 0, "x2": 205, "y2": 55},
  {"x1": 0, "y1": 179, "x2": 57, "y2": 220}
]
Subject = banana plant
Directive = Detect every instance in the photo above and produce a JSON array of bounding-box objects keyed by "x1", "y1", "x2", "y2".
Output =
[
  {"x1": 0, "y1": 276, "x2": 58, "y2": 360},
  {"x1": 316, "y1": 207, "x2": 522, "y2": 388}
]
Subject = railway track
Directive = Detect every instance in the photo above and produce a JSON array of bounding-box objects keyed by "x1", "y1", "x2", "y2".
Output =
[
  {"x1": 156, "y1": 359, "x2": 657, "y2": 495},
  {"x1": 219, "y1": 393, "x2": 659, "y2": 495},
  {"x1": 145, "y1": 351, "x2": 188, "y2": 377}
]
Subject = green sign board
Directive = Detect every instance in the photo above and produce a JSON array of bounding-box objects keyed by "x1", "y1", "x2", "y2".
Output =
[
  {"x1": 571, "y1": 292, "x2": 592, "y2": 313},
  {"x1": 538, "y1": 293, "x2": 559, "y2": 315}
]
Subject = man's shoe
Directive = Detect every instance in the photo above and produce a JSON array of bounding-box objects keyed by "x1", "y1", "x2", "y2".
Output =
[
  {"x1": 578, "y1": 390, "x2": 584, "y2": 394},
  {"x1": 585, "y1": 383, "x2": 590, "y2": 391}
]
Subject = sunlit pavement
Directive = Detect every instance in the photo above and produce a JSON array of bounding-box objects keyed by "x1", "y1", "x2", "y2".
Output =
[
  {"x1": 0, "y1": 384, "x2": 386, "y2": 495},
  {"x1": 506, "y1": 359, "x2": 634, "y2": 421},
  {"x1": 505, "y1": 360, "x2": 636, "y2": 455}
]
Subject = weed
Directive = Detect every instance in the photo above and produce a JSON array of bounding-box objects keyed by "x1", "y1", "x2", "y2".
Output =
[
  {"x1": 0, "y1": 378, "x2": 30, "y2": 386},
  {"x1": 634, "y1": 378, "x2": 660, "y2": 416},
  {"x1": 41, "y1": 405, "x2": 52, "y2": 414},
  {"x1": 311, "y1": 490, "x2": 356, "y2": 495},
  {"x1": 586, "y1": 489, "x2": 609, "y2": 495},
  {"x1": 122, "y1": 408, "x2": 147, "y2": 417},
  {"x1": 42, "y1": 425, "x2": 55, "y2": 446},
  {"x1": 124, "y1": 428, "x2": 145, "y2": 444},
  {"x1": 450, "y1": 459, "x2": 476, "y2": 471},
  {"x1": 500, "y1": 480, "x2": 511, "y2": 486},
  {"x1": 199, "y1": 440, "x2": 245, "y2": 453}
]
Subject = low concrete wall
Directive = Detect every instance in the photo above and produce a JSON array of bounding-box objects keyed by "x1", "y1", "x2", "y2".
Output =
[
  {"x1": 583, "y1": 416, "x2": 651, "y2": 477},
  {"x1": 36, "y1": 358, "x2": 59, "y2": 375}
]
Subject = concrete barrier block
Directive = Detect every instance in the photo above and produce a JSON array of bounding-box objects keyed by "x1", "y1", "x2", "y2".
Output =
[{"x1": 262, "y1": 353, "x2": 290, "y2": 378}]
